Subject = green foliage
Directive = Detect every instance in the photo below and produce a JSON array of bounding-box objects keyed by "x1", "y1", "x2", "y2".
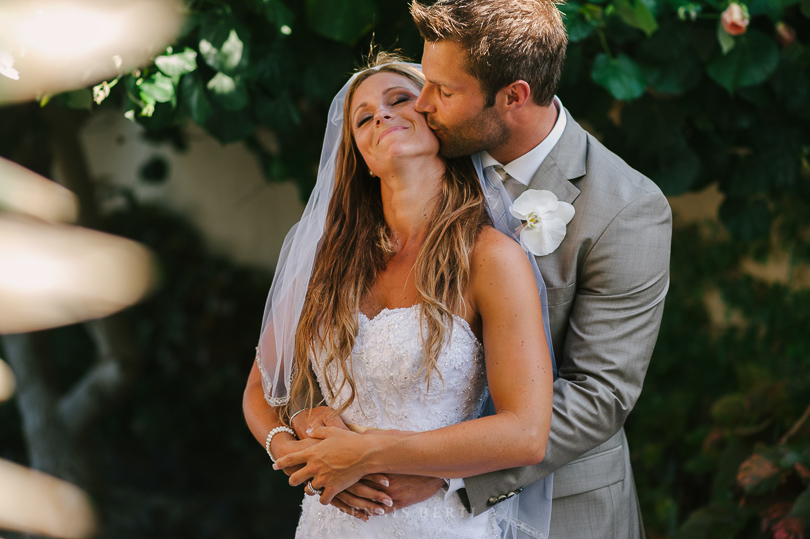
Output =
[
  {"x1": 707, "y1": 30, "x2": 780, "y2": 92},
  {"x1": 42, "y1": 0, "x2": 809, "y2": 247},
  {"x1": 592, "y1": 53, "x2": 648, "y2": 100},
  {"x1": 628, "y1": 224, "x2": 810, "y2": 538},
  {"x1": 306, "y1": 0, "x2": 377, "y2": 45}
]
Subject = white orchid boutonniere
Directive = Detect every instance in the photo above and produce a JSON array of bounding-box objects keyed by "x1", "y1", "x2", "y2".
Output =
[{"x1": 509, "y1": 189, "x2": 575, "y2": 256}]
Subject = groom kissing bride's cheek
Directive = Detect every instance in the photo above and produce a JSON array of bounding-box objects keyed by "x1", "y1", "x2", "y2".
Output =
[{"x1": 243, "y1": 1, "x2": 672, "y2": 538}]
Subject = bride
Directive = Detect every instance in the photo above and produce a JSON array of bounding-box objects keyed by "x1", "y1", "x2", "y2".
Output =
[{"x1": 242, "y1": 54, "x2": 554, "y2": 538}]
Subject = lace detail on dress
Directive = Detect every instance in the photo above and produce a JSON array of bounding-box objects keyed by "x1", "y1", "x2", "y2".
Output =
[
  {"x1": 296, "y1": 306, "x2": 496, "y2": 539},
  {"x1": 255, "y1": 346, "x2": 295, "y2": 407},
  {"x1": 311, "y1": 306, "x2": 487, "y2": 432}
]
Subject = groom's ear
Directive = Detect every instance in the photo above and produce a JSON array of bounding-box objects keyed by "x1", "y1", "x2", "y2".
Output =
[{"x1": 498, "y1": 80, "x2": 532, "y2": 111}]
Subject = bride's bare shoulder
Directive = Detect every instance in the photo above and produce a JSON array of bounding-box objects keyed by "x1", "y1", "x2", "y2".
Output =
[
  {"x1": 473, "y1": 226, "x2": 525, "y2": 260},
  {"x1": 471, "y1": 226, "x2": 533, "y2": 279},
  {"x1": 470, "y1": 227, "x2": 540, "y2": 315}
]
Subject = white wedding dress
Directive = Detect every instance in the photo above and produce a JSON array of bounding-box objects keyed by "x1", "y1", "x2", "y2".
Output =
[{"x1": 295, "y1": 305, "x2": 500, "y2": 539}]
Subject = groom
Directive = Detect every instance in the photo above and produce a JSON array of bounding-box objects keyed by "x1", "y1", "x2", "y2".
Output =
[
  {"x1": 403, "y1": 1, "x2": 671, "y2": 537},
  {"x1": 290, "y1": 0, "x2": 671, "y2": 536}
]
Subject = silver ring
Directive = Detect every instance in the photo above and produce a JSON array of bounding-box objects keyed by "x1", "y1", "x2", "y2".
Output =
[{"x1": 307, "y1": 481, "x2": 323, "y2": 495}]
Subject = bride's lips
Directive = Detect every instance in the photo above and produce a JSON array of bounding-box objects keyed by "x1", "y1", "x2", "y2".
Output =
[{"x1": 378, "y1": 125, "x2": 407, "y2": 143}]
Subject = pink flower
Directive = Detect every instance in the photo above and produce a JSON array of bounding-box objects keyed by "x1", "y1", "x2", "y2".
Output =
[
  {"x1": 775, "y1": 22, "x2": 797, "y2": 47},
  {"x1": 721, "y1": 3, "x2": 750, "y2": 36}
]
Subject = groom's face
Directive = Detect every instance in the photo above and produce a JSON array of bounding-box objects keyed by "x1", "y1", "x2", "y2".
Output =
[{"x1": 416, "y1": 41, "x2": 507, "y2": 158}]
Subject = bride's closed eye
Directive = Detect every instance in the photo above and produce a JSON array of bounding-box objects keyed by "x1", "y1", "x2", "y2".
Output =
[
  {"x1": 390, "y1": 94, "x2": 411, "y2": 106},
  {"x1": 355, "y1": 95, "x2": 412, "y2": 128}
]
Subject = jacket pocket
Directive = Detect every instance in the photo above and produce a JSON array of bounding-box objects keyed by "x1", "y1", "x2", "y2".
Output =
[
  {"x1": 551, "y1": 444, "x2": 626, "y2": 499},
  {"x1": 545, "y1": 282, "x2": 575, "y2": 306}
]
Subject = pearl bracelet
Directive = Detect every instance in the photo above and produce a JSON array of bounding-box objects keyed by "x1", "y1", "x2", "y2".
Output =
[{"x1": 265, "y1": 426, "x2": 296, "y2": 463}]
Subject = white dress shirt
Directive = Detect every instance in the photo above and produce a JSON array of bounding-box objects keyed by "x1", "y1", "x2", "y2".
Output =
[{"x1": 479, "y1": 96, "x2": 567, "y2": 191}]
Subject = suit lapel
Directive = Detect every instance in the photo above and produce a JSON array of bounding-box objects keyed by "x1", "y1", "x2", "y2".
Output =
[{"x1": 526, "y1": 108, "x2": 587, "y2": 206}]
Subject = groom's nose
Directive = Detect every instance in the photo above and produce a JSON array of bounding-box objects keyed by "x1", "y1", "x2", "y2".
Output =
[{"x1": 415, "y1": 85, "x2": 435, "y2": 113}]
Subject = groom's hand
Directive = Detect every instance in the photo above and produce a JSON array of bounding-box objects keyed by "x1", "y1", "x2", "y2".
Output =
[
  {"x1": 329, "y1": 474, "x2": 442, "y2": 519},
  {"x1": 379, "y1": 474, "x2": 445, "y2": 513},
  {"x1": 290, "y1": 406, "x2": 349, "y2": 439},
  {"x1": 330, "y1": 474, "x2": 393, "y2": 520}
]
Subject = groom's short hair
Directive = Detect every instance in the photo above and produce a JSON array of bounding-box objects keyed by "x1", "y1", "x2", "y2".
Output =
[{"x1": 411, "y1": 0, "x2": 567, "y2": 108}]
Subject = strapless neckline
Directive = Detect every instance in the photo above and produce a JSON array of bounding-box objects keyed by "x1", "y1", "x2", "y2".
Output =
[{"x1": 358, "y1": 304, "x2": 480, "y2": 346}]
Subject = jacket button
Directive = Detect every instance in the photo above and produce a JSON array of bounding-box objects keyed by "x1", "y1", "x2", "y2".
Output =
[
  {"x1": 487, "y1": 496, "x2": 498, "y2": 506},
  {"x1": 506, "y1": 491, "x2": 516, "y2": 498},
  {"x1": 497, "y1": 494, "x2": 507, "y2": 502},
  {"x1": 516, "y1": 487, "x2": 524, "y2": 494}
]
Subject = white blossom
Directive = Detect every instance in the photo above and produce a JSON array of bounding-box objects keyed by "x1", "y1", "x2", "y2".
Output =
[{"x1": 509, "y1": 189, "x2": 575, "y2": 256}]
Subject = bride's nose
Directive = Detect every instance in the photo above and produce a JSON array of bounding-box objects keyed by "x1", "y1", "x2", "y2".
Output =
[{"x1": 375, "y1": 110, "x2": 393, "y2": 124}]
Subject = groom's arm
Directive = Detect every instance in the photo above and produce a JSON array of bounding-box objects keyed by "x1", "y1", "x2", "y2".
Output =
[{"x1": 462, "y1": 188, "x2": 672, "y2": 515}]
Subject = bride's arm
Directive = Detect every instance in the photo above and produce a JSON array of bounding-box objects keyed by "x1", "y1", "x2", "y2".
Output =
[
  {"x1": 274, "y1": 228, "x2": 554, "y2": 503},
  {"x1": 242, "y1": 362, "x2": 318, "y2": 469},
  {"x1": 242, "y1": 363, "x2": 395, "y2": 517}
]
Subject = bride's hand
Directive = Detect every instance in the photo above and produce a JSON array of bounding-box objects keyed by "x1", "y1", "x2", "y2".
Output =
[
  {"x1": 274, "y1": 426, "x2": 378, "y2": 505},
  {"x1": 273, "y1": 436, "x2": 321, "y2": 477}
]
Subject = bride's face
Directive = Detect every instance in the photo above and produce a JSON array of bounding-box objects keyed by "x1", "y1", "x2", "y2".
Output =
[{"x1": 350, "y1": 72, "x2": 440, "y2": 175}]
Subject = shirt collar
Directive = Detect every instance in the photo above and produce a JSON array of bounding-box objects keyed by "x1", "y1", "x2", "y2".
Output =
[{"x1": 479, "y1": 96, "x2": 566, "y2": 186}]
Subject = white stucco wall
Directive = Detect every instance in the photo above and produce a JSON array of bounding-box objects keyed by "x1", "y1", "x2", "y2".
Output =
[{"x1": 77, "y1": 112, "x2": 304, "y2": 270}]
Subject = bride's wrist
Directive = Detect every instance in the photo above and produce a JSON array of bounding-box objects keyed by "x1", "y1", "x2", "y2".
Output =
[
  {"x1": 271, "y1": 432, "x2": 298, "y2": 459},
  {"x1": 268, "y1": 431, "x2": 297, "y2": 462}
]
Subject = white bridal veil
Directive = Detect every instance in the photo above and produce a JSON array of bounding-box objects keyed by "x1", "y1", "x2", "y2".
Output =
[{"x1": 256, "y1": 62, "x2": 555, "y2": 539}]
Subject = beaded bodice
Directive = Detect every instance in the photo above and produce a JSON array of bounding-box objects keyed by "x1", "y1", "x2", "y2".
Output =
[{"x1": 310, "y1": 306, "x2": 487, "y2": 432}]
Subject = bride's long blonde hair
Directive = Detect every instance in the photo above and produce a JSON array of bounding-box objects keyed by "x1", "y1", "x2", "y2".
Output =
[{"x1": 282, "y1": 53, "x2": 490, "y2": 421}]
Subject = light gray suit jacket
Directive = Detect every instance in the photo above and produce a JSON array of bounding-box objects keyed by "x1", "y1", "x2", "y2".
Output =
[{"x1": 464, "y1": 110, "x2": 672, "y2": 539}]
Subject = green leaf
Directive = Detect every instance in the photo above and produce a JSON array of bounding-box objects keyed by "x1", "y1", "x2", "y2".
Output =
[
  {"x1": 591, "y1": 53, "x2": 647, "y2": 100},
  {"x1": 560, "y1": 4, "x2": 597, "y2": 42},
  {"x1": 139, "y1": 73, "x2": 175, "y2": 103},
  {"x1": 206, "y1": 72, "x2": 248, "y2": 111},
  {"x1": 155, "y1": 48, "x2": 198, "y2": 78},
  {"x1": 306, "y1": 0, "x2": 376, "y2": 45},
  {"x1": 717, "y1": 23, "x2": 736, "y2": 55},
  {"x1": 802, "y1": 0, "x2": 810, "y2": 18},
  {"x1": 788, "y1": 487, "x2": 810, "y2": 518},
  {"x1": 719, "y1": 197, "x2": 771, "y2": 241},
  {"x1": 614, "y1": 0, "x2": 659, "y2": 36},
  {"x1": 707, "y1": 30, "x2": 780, "y2": 93},
  {"x1": 59, "y1": 89, "x2": 93, "y2": 110},
  {"x1": 180, "y1": 74, "x2": 212, "y2": 126},
  {"x1": 199, "y1": 20, "x2": 249, "y2": 74}
]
